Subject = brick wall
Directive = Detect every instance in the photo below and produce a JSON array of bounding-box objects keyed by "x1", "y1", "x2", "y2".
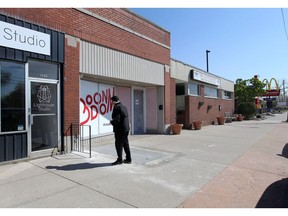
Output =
[
  {"x1": 0, "y1": 8, "x2": 170, "y2": 65},
  {"x1": 63, "y1": 38, "x2": 80, "y2": 132},
  {"x1": 184, "y1": 86, "x2": 235, "y2": 128},
  {"x1": 0, "y1": 8, "x2": 171, "y2": 132}
]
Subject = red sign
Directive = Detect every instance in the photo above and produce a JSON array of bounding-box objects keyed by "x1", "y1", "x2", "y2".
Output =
[{"x1": 262, "y1": 90, "x2": 280, "y2": 97}]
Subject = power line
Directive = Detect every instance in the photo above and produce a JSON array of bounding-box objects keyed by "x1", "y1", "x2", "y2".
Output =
[{"x1": 281, "y1": 8, "x2": 288, "y2": 42}]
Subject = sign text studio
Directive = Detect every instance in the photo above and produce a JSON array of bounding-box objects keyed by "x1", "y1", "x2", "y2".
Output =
[
  {"x1": 0, "y1": 21, "x2": 50, "y2": 55},
  {"x1": 3, "y1": 27, "x2": 47, "y2": 48}
]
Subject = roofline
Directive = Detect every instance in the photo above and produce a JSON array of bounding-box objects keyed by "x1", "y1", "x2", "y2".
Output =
[
  {"x1": 171, "y1": 58, "x2": 235, "y2": 83},
  {"x1": 124, "y1": 8, "x2": 170, "y2": 34}
]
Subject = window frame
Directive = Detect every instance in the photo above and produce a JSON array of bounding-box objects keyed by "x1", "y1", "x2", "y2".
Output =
[
  {"x1": 222, "y1": 90, "x2": 233, "y2": 100},
  {"x1": 204, "y1": 85, "x2": 219, "y2": 98},
  {"x1": 0, "y1": 60, "x2": 26, "y2": 133},
  {"x1": 188, "y1": 82, "x2": 200, "y2": 96}
]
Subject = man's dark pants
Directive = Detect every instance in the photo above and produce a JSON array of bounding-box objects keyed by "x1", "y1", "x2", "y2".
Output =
[{"x1": 115, "y1": 131, "x2": 131, "y2": 161}]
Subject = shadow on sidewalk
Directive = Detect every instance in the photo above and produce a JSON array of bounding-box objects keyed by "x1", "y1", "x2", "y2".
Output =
[
  {"x1": 46, "y1": 162, "x2": 112, "y2": 171},
  {"x1": 256, "y1": 178, "x2": 288, "y2": 208},
  {"x1": 277, "y1": 143, "x2": 288, "y2": 159}
]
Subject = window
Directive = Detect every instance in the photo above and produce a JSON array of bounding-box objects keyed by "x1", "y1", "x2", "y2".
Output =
[
  {"x1": 0, "y1": 61, "x2": 25, "y2": 132},
  {"x1": 176, "y1": 84, "x2": 185, "y2": 95},
  {"x1": 29, "y1": 60, "x2": 59, "y2": 80},
  {"x1": 204, "y1": 86, "x2": 218, "y2": 98},
  {"x1": 222, "y1": 91, "x2": 232, "y2": 99},
  {"x1": 188, "y1": 83, "x2": 200, "y2": 95}
]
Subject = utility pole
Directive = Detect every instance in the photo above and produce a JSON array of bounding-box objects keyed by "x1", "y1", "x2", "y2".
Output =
[
  {"x1": 283, "y1": 79, "x2": 286, "y2": 103},
  {"x1": 206, "y1": 50, "x2": 210, "y2": 72}
]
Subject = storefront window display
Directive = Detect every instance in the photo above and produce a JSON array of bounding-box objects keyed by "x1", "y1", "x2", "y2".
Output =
[{"x1": 0, "y1": 61, "x2": 25, "y2": 132}]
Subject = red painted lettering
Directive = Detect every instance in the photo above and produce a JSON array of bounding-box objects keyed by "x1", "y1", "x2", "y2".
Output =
[
  {"x1": 86, "y1": 94, "x2": 92, "y2": 105},
  {"x1": 80, "y1": 86, "x2": 116, "y2": 124},
  {"x1": 80, "y1": 98, "x2": 90, "y2": 125}
]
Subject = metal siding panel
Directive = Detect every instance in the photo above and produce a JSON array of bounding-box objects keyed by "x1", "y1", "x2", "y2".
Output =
[
  {"x1": 91, "y1": 43, "x2": 97, "y2": 74},
  {"x1": 51, "y1": 31, "x2": 58, "y2": 62},
  {"x1": 102, "y1": 47, "x2": 106, "y2": 76},
  {"x1": 58, "y1": 33, "x2": 65, "y2": 63},
  {"x1": 6, "y1": 135, "x2": 14, "y2": 161},
  {"x1": 81, "y1": 41, "x2": 85, "y2": 73},
  {"x1": 85, "y1": 42, "x2": 89, "y2": 73},
  {"x1": 15, "y1": 134, "x2": 21, "y2": 159},
  {"x1": 0, "y1": 136, "x2": 4, "y2": 162},
  {"x1": 97, "y1": 45, "x2": 101, "y2": 75},
  {"x1": 82, "y1": 41, "x2": 86, "y2": 72},
  {"x1": 22, "y1": 133, "x2": 27, "y2": 158},
  {"x1": 87, "y1": 43, "x2": 91, "y2": 74},
  {"x1": 30, "y1": 24, "x2": 39, "y2": 59},
  {"x1": 80, "y1": 41, "x2": 164, "y2": 85},
  {"x1": 221, "y1": 78, "x2": 234, "y2": 92},
  {"x1": 7, "y1": 48, "x2": 15, "y2": 60}
]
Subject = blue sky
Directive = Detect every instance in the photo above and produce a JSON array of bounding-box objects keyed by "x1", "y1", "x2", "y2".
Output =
[
  {"x1": 130, "y1": 8, "x2": 288, "y2": 84},
  {"x1": 3, "y1": 1, "x2": 288, "y2": 86}
]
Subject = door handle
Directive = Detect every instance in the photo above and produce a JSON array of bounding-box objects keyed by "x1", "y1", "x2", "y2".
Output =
[{"x1": 29, "y1": 115, "x2": 34, "y2": 125}]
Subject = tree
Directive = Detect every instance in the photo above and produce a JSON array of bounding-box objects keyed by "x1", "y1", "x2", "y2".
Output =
[
  {"x1": 234, "y1": 77, "x2": 266, "y2": 119},
  {"x1": 234, "y1": 78, "x2": 266, "y2": 104}
]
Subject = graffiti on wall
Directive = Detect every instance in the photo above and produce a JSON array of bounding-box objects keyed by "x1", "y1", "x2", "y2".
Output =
[
  {"x1": 80, "y1": 89, "x2": 115, "y2": 125},
  {"x1": 80, "y1": 80, "x2": 115, "y2": 136}
]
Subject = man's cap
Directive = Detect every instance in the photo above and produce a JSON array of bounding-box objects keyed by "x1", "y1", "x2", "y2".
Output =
[{"x1": 111, "y1": 95, "x2": 120, "y2": 102}]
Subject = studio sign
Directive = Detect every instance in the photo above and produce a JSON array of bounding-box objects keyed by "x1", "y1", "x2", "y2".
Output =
[{"x1": 0, "y1": 21, "x2": 50, "y2": 55}]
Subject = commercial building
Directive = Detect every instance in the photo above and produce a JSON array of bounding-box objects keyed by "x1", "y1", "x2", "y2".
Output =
[
  {"x1": 170, "y1": 59, "x2": 234, "y2": 128},
  {"x1": 0, "y1": 8, "x2": 171, "y2": 163},
  {"x1": 0, "y1": 9, "x2": 234, "y2": 164}
]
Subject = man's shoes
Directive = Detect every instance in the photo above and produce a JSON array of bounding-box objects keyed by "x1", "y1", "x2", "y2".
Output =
[
  {"x1": 111, "y1": 160, "x2": 123, "y2": 165},
  {"x1": 123, "y1": 159, "x2": 132, "y2": 164}
]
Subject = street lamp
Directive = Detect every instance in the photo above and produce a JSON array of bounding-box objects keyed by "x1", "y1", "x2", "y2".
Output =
[{"x1": 206, "y1": 50, "x2": 210, "y2": 72}]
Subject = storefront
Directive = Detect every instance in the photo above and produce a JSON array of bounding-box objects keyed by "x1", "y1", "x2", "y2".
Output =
[
  {"x1": 170, "y1": 59, "x2": 234, "y2": 128},
  {"x1": 79, "y1": 41, "x2": 167, "y2": 137},
  {"x1": 0, "y1": 8, "x2": 171, "y2": 163},
  {"x1": 0, "y1": 14, "x2": 64, "y2": 162}
]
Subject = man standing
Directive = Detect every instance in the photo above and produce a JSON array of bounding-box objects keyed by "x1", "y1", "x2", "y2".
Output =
[{"x1": 110, "y1": 95, "x2": 132, "y2": 165}]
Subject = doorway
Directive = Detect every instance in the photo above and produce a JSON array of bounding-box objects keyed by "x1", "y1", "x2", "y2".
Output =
[
  {"x1": 133, "y1": 89, "x2": 145, "y2": 134},
  {"x1": 27, "y1": 60, "x2": 60, "y2": 153}
]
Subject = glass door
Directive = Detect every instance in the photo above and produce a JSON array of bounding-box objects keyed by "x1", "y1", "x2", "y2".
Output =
[{"x1": 29, "y1": 80, "x2": 59, "y2": 151}]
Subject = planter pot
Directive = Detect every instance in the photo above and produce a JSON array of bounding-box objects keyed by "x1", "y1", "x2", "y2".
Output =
[
  {"x1": 171, "y1": 124, "x2": 183, "y2": 135},
  {"x1": 216, "y1": 116, "x2": 225, "y2": 125},
  {"x1": 193, "y1": 121, "x2": 202, "y2": 130},
  {"x1": 237, "y1": 114, "x2": 244, "y2": 121}
]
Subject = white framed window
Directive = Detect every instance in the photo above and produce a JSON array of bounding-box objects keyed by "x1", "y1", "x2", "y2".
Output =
[
  {"x1": 222, "y1": 91, "x2": 232, "y2": 99},
  {"x1": 188, "y1": 83, "x2": 200, "y2": 96},
  {"x1": 204, "y1": 86, "x2": 218, "y2": 98}
]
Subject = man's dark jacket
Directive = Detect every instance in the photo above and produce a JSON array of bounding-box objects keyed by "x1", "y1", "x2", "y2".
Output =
[{"x1": 110, "y1": 102, "x2": 130, "y2": 133}]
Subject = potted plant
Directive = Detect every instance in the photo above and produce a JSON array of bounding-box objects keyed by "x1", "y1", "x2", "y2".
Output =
[
  {"x1": 192, "y1": 121, "x2": 202, "y2": 130},
  {"x1": 171, "y1": 123, "x2": 183, "y2": 135},
  {"x1": 216, "y1": 116, "x2": 225, "y2": 125},
  {"x1": 237, "y1": 114, "x2": 244, "y2": 121}
]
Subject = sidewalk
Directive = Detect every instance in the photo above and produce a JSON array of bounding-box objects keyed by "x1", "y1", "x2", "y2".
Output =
[{"x1": 0, "y1": 113, "x2": 287, "y2": 208}]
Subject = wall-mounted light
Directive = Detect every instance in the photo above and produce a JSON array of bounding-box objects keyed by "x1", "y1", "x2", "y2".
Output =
[
  {"x1": 198, "y1": 101, "x2": 204, "y2": 109},
  {"x1": 219, "y1": 105, "x2": 222, "y2": 111},
  {"x1": 208, "y1": 105, "x2": 212, "y2": 110}
]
